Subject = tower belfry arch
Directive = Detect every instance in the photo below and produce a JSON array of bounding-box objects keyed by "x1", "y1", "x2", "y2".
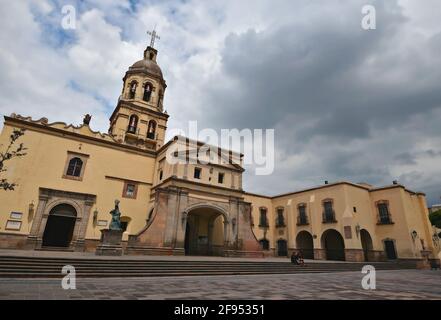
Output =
[{"x1": 108, "y1": 30, "x2": 168, "y2": 150}]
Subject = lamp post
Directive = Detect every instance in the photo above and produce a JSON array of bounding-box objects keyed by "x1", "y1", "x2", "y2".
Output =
[{"x1": 355, "y1": 224, "x2": 361, "y2": 238}]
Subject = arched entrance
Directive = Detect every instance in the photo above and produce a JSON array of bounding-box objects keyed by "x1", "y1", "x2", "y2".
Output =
[
  {"x1": 42, "y1": 204, "x2": 77, "y2": 247},
  {"x1": 321, "y1": 229, "x2": 345, "y2": 261},
  {"x1": 296, "y1": 231, "x2": 314, "y2": 259},
  {"x1": 360, "y1": 229, "x2": 373, "y2": 261},
  {"x1": 277, "y1": 239, "x2": 288, "y2": 257},
  {"x1": 184, "y1": 206, "x2": 226, "y2": 256}
]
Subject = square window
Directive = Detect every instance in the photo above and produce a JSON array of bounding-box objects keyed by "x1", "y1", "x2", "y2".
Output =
[
  {"x1": 126, "y1": 184, "x2": 135, "y2": 196},
  {"x1": 218, "y1": 173, "x2": 224, "y2": 184},
  {"x1": 123, "y1": 182, "x2": 138, "y2": 199},
  {"x1": 194, "y1": 167, "x2": 202, "y2": 179}
]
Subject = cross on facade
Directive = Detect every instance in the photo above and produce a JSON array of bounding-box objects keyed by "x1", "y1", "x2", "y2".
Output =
[{"x1": 147, "y1": 29, "x2": 160, "y2": 48}]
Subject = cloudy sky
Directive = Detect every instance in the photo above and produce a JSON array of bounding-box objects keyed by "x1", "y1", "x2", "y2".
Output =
[{"x1": 0, "y1": 0, "x2": 440, "y2": 205}]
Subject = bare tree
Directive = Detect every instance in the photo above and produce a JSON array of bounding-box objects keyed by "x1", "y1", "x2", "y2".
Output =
[{"x1": 0, "y1": 128, "x2": 27, "y2": 190}]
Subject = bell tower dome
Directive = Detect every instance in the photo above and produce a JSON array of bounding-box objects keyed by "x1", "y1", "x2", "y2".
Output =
[{"x1": 109, "y1": 30, "x2": 168, "y2": 151}]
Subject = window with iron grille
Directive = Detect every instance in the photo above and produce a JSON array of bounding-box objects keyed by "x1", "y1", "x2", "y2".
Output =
[
  {"x1": 259, "y1": 208, "x2": 268, "y2": 228},
  {"x1": 323, "y1": 200, "x2": 336, "y2": 222},
  {"x1": 297, "y1": 204, "x2": 308, "y2": 225},
  {"x1": 276, "y1": 208, "x2": 285, "y2": 227},
  {"x1": 378, "y1": 202, "x2": 392, "y2": 224},
  {"x1": 66, "y1": 157, "x2": 83, "y2": 177}
]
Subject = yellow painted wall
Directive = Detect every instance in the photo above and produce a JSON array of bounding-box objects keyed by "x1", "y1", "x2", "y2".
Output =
[{"x1": 0, "y1": 122, "x2": 155, "y2": 241}]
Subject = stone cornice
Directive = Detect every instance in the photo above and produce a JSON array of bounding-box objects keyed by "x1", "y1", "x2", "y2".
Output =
[
  {"x1": 109, "y1": 100, "x2": 169, "y2": 122},
  {"x1": 4, "y1": 115, "x2": 157, "y2": 158},
  {"x1": 152, "y1": 176, "x2": 245, "y2": 198}
]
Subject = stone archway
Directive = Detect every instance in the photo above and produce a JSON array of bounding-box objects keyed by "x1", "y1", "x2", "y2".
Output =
[
  {"x1": 296, "y1": 231, "x2": 314, "y2": 259},
  {"x1": 321, "y1": 229, "x2": 345, "y2": 261},
  {"x1": 26, "y1": 188, "x2": 95, "y2": 251},
  {"x1": 360, "y1": 229, "x2": 373, "y2": 261},
  {"x1": 42, "y1": 204, "x2": 77, "y2": 247},
  {"x1": 184, "y1": 205, "x2": 228, "y2": 256}
]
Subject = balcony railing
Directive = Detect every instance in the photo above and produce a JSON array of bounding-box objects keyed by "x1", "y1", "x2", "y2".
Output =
[
  {"x1": 258, "y1": 220, "x2": 269, "y2": 228},
  {"x1": 275, "y1": 219, "x2": 286, "y2": 228},
  {"x1": 322, "y1": 210, "x2": 337, "y2": 223},
  {"x1": 297, "y1": 215, "x2": 309, "y2": 226},
  {"x1": 377, "y1": 215, "x2": 394, "y2": 225}
]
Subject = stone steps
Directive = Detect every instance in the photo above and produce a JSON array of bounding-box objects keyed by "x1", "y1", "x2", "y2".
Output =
[{"x1": 0, "y1": 255, "x2": 417, "y2": 278}]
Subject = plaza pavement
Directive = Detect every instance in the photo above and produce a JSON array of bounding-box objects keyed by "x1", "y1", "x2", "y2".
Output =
[{"x1": 0, "y1": 270, "x2": 440, "y2": 300}]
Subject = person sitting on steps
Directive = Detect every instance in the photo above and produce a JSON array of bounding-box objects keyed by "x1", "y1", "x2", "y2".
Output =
[{"x1": 291, "y1": 251, "x2": 305, "y2": 266}]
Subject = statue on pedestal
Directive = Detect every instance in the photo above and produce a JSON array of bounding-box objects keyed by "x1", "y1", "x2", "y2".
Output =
[
  {"x1": 109, "y1": 199, "x2": 122, "y2": 231},
  {"x1": 96, "y1": 200, "x2": 124, "y2": 256}
]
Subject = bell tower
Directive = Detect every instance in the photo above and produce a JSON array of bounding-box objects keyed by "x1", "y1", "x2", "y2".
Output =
[{"x1": 109, "y1": 29, "x2": 168, "y2": 150}]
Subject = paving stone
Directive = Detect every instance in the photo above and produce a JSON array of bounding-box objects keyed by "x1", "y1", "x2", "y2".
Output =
[{"x1": 0, "y1": 270, "x2": 440, "y2": 300}]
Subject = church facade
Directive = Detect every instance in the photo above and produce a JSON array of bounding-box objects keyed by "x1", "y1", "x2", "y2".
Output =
[{"x1": 0, "y1": 44, "x2": 439, "y2": 263}]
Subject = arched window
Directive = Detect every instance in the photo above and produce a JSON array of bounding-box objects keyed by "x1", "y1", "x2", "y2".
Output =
[
  {"x1": 66, "y1": 157, "x2": 83, "y2": 177},
  {"x1": 127, "y1": 114, "x2": 138, "y2": 134},
  {"x1": 143, "y1": 83, "x2": 153, "y2": 102},
  {"x1": 128, "y1": 81, "x2": 137, "y2": 99},
  {"x1": 147, "y1": 120, "x2": 157, "y2": 139}
]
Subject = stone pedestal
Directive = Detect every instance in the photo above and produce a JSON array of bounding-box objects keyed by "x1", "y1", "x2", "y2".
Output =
[
  {"x1": 345, "y1": 249, "x2": 364, "y2": 262},
  {"x1": 95, "y1": 229, "x2": 123, "y2": 256},
  {"x1": 416, "y1": 250, "x2": 433, "y2": 270},
  {"x1": 314, "y1": 249, "x2": 326, "y2": 260}
]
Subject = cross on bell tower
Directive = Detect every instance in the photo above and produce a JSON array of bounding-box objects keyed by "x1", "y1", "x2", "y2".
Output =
[{"x1": 147, "y1": 28, "x2": 160, "y2": 48}]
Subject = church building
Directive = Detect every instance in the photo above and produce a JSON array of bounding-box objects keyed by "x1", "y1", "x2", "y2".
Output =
[{"x1": 0, "y1": 40, "x2": 439, "y2": 263}]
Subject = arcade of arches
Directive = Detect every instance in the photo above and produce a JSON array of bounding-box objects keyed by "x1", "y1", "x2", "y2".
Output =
[{"x1": 272, "y1": 229, "x2": 382, "y2": 262}]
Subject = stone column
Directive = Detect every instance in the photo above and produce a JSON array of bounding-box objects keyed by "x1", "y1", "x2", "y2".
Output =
[
  {"x1": 223, "y1": 220, "x2": 230, "y2": 249},
  {"x1": 163, "y1": 187, "x2": 181, "y2": 248},
  {"x1": 25, "y1": 194, "x2": 49, "y2": 249},
  {"x1": 207, "y1": 221, "x2": 214, "y2": 255},
  {"x1": 72, "y1": 197, "x2": 95, "y2": 252},
  {"x1": 174, "y1": 190, "x2": 189, "y2": 250}
]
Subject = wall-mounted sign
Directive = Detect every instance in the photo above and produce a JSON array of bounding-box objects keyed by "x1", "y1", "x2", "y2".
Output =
[
  {"x1": 5, "y1": 220, "x2": 22, "y2": 231},
  {"x1": 10, "y1": 212, "x2": 23, "y2": 220},
  {"x1": 97, "y1": 220, "x2": 107, "y2": 227},
  {"x1": 344, "y1": 226, "x2": 352, "y2": 239}
]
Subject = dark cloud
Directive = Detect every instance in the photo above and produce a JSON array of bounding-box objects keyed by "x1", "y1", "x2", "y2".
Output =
[{"x1": 187, "y1": 0, "x2": 441, "y2": 204}]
